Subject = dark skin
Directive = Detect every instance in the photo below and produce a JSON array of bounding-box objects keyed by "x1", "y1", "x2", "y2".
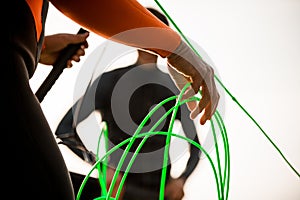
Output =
[{"x1": 39, "y1": 32, "x2": 89, "y2": 67}]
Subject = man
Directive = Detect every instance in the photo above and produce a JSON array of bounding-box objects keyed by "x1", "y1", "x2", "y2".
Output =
[
  {"x1": 56, "y1": 8, "x2": 201, "y2": 200},
  {"x1": 10, "y1": 0, "x2": 218, "y2": 199}
]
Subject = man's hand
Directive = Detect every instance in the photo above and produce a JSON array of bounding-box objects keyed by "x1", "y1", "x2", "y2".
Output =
[
  {"x1": 167, "y1": 40, "x2": 219, "y2": 125},
  {"x1": 39, "y1": 32, "x2": 89, "y2": 67},
  {"x1": 164, "y1": 178, "x2": 185, "y2": 200}
]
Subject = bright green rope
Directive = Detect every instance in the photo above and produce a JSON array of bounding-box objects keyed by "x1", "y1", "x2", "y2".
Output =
[
  {"x1": 76, "y1": 87, "x2": 229, "y2": 200},
  {"x1": 95, "y1": 127, "x2": 107, "y2": 195},
  {"x1": 106, "y1": 95, "x2": 177, "y2": 199},
  {"x1": 76, "y1": 129, "x2": 223, "y2": 200},
  {"x1": 154, "y1": 0, "x2": 299, "y2": 178},
  {"x1": 76, "y1": 2, "x2": 299, "y2": 200},
  {"x1": 215, "y1": 110, "x2": 230, "y2": 200},
  {"x1": 75, "y1": 81, "x2": 227, "y2": 200},
  {"x1": 159, "y1": 81, "x2": 189, "y2": 200},
  {"x1": 112, "y1": 83, "x2": 190, "y2": 200},
  {"x1": 210, "y1": 119, "x2": 224, "y2": 200},
  {"x1": 95, "y1": 121, "x2": 109, "y2": 196}
]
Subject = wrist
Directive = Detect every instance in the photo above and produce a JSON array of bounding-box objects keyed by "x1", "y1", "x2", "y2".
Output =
[{"x1": 167, "y1": 40, "x2": 208, "y2": 79}]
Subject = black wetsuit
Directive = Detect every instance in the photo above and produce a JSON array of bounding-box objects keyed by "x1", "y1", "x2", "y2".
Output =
[
  {"x1": 56, "y1": 63, "x2": 201, "y2": 200},
  {"x1": 8, "y1": 1, "x2": 75, "y2": 199}
]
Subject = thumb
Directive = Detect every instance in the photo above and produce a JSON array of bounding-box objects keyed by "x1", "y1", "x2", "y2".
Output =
[{"x1": 67, "y1": 32, "x2": 89, "y2": 45}]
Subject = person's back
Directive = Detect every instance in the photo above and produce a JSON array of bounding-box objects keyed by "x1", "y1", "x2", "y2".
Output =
[
  {"x1": 85, "y1": 58, "x2": 200, "y2": 199},
  {"x1": 96, "y1": 63, "x2": 180, "y2": 199},
  {"x1": 55, "y1": 61, "x2": 201, "y2": 199}
]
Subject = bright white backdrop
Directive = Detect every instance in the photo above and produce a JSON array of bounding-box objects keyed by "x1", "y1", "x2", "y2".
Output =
[{"x1": 30, "y1": 0, "x2": 300, "y2": 199}]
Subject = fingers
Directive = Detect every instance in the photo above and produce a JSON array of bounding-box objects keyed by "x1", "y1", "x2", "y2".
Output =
[
  {"x1": 66, "y1": 44, "x2": 87, "y2": 68},
  {"x1": 209, "y1": 88, "x2": 220, "y2": 121},
  {"x1": 199, "y1": 86, "x2": 219, "y2": 125},
  {"x1": 66, "y1": 32, "x2": 89, "y2": 68},
  {"x1": 185, "y1": 100, "x2": 197, "y2": 112},
  {"x1": 167, "y1": 61, "x2": 219, "y2": 125},
  {"x1": 68, "y1": 32, "x2": 89, "y2": 45},
  {"x1": 189, "y1": 93, "x2": 211, "y2": 125},
  {"x1": 200, "y1": 102, "x2": 211, "y2": 125},
  {"x1": 181, "y1": 86, "x2": 196, "y2": 101},
  {"x1": 189, "y1": 79, "x2": 219, "y2": 125},
  {"x1": 66, "y1": 60, "x2": 73, "y2": 68}
]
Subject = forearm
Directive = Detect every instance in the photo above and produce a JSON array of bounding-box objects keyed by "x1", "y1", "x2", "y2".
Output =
[
  {"x1": 50, "y1": 0, "x2": 181, "y2": 57},
  {"x1": 179, "y1": 136, "x2": 201, "y2": 180},
  {"x1": 55, "y1": 107, "x2": 76, "y2": 135},
  {"x1": 55, "y1": 98, "x2": 86, "y2": 134},
  {"x1": 179, "y1": 145, "x2": 200, "y2": 180}
]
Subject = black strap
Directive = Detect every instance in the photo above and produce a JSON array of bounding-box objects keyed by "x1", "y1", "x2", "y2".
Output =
[{"x1": 57, "y1": 131, "x2": 97, "y2": 164}]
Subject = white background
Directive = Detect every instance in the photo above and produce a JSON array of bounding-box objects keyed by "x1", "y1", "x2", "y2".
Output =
[{"x1": 30, "y1": 0, "x2": 300, "y2": 199}]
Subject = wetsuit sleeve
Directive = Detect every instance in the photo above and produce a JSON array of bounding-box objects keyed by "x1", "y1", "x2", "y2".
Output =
[
  {"x1": 177, "y1": 104, "x2": 201, "y2": 180},
  {"x1": 49, "y1": 0, "x2": 181, "y2": 57}
]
